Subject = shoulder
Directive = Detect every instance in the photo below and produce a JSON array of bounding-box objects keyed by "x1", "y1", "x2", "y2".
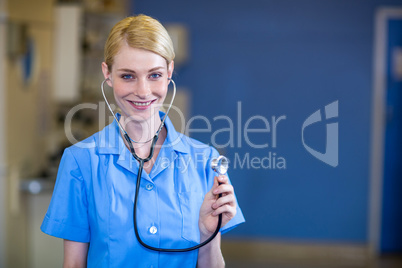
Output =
[
  {"x1": 65, "y1": 132, "x2": 98, "y2": 159},
  {"x1": 163, "y1": 114, "x2": 219, "y2": 159},
  {"x1": 57, "y1": 134, "x2": 98, "y2": 180},
  {"x1": 171, "y1": 133, "x2": 220, "y2": 175},
  {"x1": 180, "y1": 135, "x2": 219, "y2": 156},
  {"x1": 63, "y1": 121, "x2": 118, "y2": 162},
  {"x1": 168, "y1": 126, "x2": 219, "y2": 159}
]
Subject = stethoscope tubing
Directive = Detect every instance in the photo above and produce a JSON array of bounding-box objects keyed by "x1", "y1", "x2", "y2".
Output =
[
  {"x1": 102, "y1": 78, "x2": 222, "y2": 252},
  {"x1": 133, "y1": 156, "x2": 223, "y2": 252}
]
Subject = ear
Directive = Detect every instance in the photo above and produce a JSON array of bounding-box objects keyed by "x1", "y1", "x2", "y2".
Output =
[
  {"x1": 167, "y1": 60, "x2": 174, "y2": 80},
  {"x1": 101, "y1": 62, "x2": 113, "y2": 87}
]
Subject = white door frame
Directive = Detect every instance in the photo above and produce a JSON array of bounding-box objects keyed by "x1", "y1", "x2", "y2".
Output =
[{"x1": 369, "y1": 7, "x2": 402, "y2": 255}]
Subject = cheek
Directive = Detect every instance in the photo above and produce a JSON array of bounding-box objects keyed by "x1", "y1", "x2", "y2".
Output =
[
  {"x1": 151, "y1": 81, "x2": 168, "y2": 98},
  {"x1": 159, "y1": 86, "x2": 168, "y2": 97},
  {"x1": 112, "y1": 86, "x2": 128, "y2": 105},
  {"x1": 112, "y1": 81, "x2": 130, "y2": 97}
]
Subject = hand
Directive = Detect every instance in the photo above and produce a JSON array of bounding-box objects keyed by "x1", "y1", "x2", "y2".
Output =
[{"x1": 198, "y1": 175, "x2": 237, "y2": 238}]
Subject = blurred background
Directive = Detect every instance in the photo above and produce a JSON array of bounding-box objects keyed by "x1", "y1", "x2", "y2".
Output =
[{"x1": 0, "y1": 0, "x2": 402, "y2": 267}]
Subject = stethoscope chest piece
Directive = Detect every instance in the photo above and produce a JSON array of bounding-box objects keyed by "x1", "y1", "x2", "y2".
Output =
[{"x1": 211, "y1": 155, "x2": 228, "y2": 175}]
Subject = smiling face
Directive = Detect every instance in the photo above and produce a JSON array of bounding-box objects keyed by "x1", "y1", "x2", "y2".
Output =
[{"x1": 102, "y1": 43, "x2": 174, "y2": 125}]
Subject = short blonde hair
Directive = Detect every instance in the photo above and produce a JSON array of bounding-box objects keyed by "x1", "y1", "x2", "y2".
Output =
[{"x1": 104, "y1": 14, "x2": 175, "y2": 71}]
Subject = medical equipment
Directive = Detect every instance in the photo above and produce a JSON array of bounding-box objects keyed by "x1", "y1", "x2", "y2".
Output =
[
  {"x1": 211, "y1": 155, "x2": 228, "y2": 175},
  {"x1": 101, "y1": 78, "x2": 227, "y2": 252}
]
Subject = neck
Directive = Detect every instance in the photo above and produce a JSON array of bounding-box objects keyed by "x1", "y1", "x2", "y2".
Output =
[
  {"x1": 120, "y1": 111, "x2": 162, "y2": 143},
  {"x1": 120, "y1": 112, "x2": 167, "y2": 164}
]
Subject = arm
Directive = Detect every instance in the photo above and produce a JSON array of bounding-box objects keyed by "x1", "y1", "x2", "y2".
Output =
[
  {"x1": 197, "y1": 233, "x2": 224, "y2": 268},
  {"x1": 63, "y1": 240, "x2": 89, "y2": 268},
  {"x1": 197, "y1": 175, "x2": 237, "y2": 268}
]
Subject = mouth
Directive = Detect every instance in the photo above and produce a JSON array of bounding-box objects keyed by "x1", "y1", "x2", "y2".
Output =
[{"x1": 128, "y1": 99, "x2": 157, "y2": 110}]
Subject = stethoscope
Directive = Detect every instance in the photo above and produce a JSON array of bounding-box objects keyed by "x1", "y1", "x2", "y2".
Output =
[{"x1": 101, "y1": 77, "x2": 229, "y2": 252}]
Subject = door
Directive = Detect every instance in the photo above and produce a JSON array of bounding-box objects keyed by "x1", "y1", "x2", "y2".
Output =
[{"x1": 381, "y1": 15, "x2": 402, "y2": 253}]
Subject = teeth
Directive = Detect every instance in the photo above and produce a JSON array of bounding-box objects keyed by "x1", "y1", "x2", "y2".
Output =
[{"x1": 132, "y1": 101, "x2": 152, "y2": 106}]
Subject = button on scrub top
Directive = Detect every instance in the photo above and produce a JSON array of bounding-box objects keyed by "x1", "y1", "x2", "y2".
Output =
[{"x1": 41, "y1": 113, "x2": 245, "y2": 268}]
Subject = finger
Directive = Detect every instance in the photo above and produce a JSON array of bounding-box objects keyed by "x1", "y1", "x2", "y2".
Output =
[
  {"x1": 212, "y1": 204, "x2": 236, "y2": 217},
  {"x1": 213, "y1": 184, "x2": 234, "y2": 196},
  {"x1": 217, "y1": 175, "x2": 229, "y2": 185},
  {"x1": 206, "y1": 176, "x2": 220, "y2": 199},
  {"x1": 212, "y1": 194, "x2": 235, "y2": 209}
]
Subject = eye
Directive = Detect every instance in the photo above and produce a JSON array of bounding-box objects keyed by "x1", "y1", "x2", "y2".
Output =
[
  {"x1": 149, "y1": 73, "x2": 162, "y2": 80},
  {"x1": 121, "y1": 74, "x2": 134, "y2": 80}
]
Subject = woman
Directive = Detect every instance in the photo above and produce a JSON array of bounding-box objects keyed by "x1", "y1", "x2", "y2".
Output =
[{"x1": 41, "y1": 14, "x2": 244, "y2": 267}]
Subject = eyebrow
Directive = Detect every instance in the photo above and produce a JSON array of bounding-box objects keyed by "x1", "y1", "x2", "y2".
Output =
[{"x1": 116, "y1": 66, "x2": 165, "y2": 73}]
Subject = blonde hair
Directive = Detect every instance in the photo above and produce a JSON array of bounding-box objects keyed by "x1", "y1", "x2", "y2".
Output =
[{"x1": 104, "y1": 14, "x2": 175, "y2": 71}]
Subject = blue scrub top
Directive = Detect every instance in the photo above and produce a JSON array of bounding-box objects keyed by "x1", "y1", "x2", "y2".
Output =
[{"x1": 41, "y1": 113, "x2": 245, "y2": 267}]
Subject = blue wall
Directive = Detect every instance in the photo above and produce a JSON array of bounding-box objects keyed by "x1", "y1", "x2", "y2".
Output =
[{"x1": 132, "y1": 0, "x2": 402, "y2": 243}]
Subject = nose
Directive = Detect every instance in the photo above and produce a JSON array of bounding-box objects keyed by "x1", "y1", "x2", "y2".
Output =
[{"x1": 135, "y1": 78, "x2": 151, "y2": 98}]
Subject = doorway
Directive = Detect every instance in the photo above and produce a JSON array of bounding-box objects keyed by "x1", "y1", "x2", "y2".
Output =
[
  {"x1": 370, "y1": 7, "x2": 402, "y2": 255},
  {"x1": 381, "y1": 13, "x2": 402, "y2": 253}
]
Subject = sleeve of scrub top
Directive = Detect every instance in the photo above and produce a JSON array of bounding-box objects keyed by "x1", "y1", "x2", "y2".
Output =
[
  {"x1": 41, "y1": 147, "x2": 90, "y2": 242},
  {"x1": 207, "y1": 147, "x2": 245, "y2": 234}
]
